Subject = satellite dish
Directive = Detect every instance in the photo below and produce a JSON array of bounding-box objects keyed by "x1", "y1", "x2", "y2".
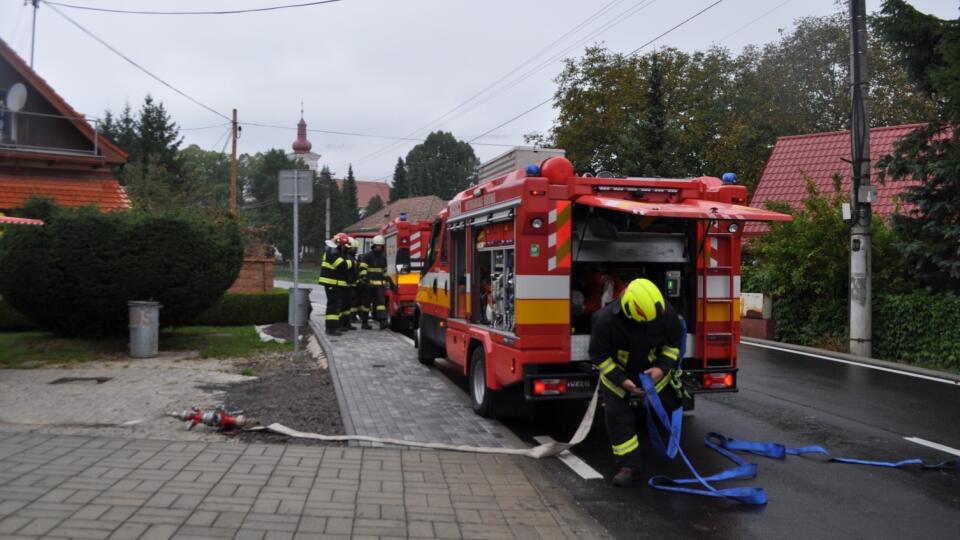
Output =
[{"x1": 6, "y1": 83, "x2": 27, "y2": 112}]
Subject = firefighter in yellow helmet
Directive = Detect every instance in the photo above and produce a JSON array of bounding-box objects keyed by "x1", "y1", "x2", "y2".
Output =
[{"x1": 588, "y1": 278, "x2": 686, "y2": 487}]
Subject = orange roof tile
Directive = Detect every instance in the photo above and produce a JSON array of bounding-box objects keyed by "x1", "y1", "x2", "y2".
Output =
[
  {"x1": 0, "y1": 176, "x2": 131, "y2": 212},
  {"x1": 335, "y1": 179, "x2": 391, "y2": 209}
]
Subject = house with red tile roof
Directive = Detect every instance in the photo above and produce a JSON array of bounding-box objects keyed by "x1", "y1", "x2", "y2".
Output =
[
  {"x1": 747, "y1": 124, "x2": 923, "y2": 237},
  {"x1": 345, "y1": 195, "x2": 446, "y2": 236},
  {"x1": 0, "y1": 37, "x2": 129, "y2": 213},
  {"x1": 335, "y1": 178, "x2": 391, "y2": 212}
]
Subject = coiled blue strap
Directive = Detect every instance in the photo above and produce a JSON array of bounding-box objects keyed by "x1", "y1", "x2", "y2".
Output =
[{"x1": 637, "y1": 373, "x2": 959, "y2": 506}]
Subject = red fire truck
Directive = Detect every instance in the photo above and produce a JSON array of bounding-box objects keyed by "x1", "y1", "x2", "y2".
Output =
[
  {"x1": 382, "y1": 214, "x2": 433, "y2": 330},
  {"x1": 415, "y1": 155, "x2": 791, "y2": 418}
]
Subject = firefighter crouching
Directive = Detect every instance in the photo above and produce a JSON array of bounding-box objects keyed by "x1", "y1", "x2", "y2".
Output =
[
  {"x1": 318, "y1": 233, "x2": 353, "y2": 336},
  {"x1": 359, "y1": 235, "x2": 389, "y2": 330},
  {"x1": 589, "y1": 278, "x2": 689, "y2": 487},
  {"x1": 340, "y1": 238, "x2": 360, "y2": 331}
]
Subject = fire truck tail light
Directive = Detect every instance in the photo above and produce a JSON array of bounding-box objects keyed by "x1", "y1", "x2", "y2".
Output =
[
  {"x1": 530, "y1": 189, "x2": 546, "y2": 196},
  {"x1": 531, "y1": 217, "x2": 544, "y2": 229},
  {"x1": 533, "y1": 378, "x2": 567, "y2": 396},
  {"x1": 702, "y1": 373, "x2": 734, "y2": 389}
]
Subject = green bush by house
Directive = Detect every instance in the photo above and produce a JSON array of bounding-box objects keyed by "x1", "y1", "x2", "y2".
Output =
[
  {"x1": 0, "y1": 296, "x2": 35, "y2": 331},
  {"x1": 0, "y1": 201, "x2": 243, "y2": 336},
  {"x1": 874, "y1": 292, "x2": 960, "y2": 371},
  {"x1": 190, "y1": 290, "x2": 289, "y2": 326}
]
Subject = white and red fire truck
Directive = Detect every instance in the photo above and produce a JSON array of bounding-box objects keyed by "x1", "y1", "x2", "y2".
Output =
[
  {"x1": 382, "y1": 214, "x2": 432, "y2": 330},
  {"x1": 415, "y1": 155, "x2": 791, "y2": 418}
]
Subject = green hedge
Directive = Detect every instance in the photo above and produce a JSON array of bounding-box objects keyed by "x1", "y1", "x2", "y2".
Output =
[
  {"x1": 190, "y1": 290, "x2": 289, "y2": 326},
  {"x1": 0, "y1": 202, "x2": 243, "y2": 336},
  {"x1": 0, "y1": 296, "x2": 35, "y2": 331},
  {"x1": 874, "y1": 292, "x2": 960, "y2": 371}
]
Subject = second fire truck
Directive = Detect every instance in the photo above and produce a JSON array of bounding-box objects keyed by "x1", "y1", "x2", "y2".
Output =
[
  {"x1": 382, "y1": 214, "x2": 433, "y2": 331},
  {"x1": 415, "y1": 154, "x2": 791, "y2": 418}
]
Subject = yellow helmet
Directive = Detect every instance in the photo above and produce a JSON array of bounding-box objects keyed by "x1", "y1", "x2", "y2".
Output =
[{"x1": 620, "y1": 278, "x2": 665, "y2": 322}]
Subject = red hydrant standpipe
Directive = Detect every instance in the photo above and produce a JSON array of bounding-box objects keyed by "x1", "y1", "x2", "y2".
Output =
[{"x1": 168, "y1": 405, "x2": 252, "y2": 430}]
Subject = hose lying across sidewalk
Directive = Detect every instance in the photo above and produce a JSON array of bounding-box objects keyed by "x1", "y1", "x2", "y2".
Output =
[{"x1": 248, "y1": 387, "x2": 599, "y2": 459}]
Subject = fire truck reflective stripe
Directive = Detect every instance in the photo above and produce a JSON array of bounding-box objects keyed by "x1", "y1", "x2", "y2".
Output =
[
  {"x1": 547, "y1": 257, "x2": 557, "y2": 271},
  {"x1": 697, "y1": 301, "x2": 742, "y2": 322},
  {"x1": 411, "y1": 241, "x2": 421, "y2": 255},
  {"x1": 411, "y1": 231, "x2": 421, "y2": 241},
  {"x1": 662, "y1": 346, "x2": 680, "y2": 361},
  {"x1": 698, "y1": 276, "x2": 742, "y2": 298},
  {"x1": 710, "y1": 237, "x2": 719, "y2": 267},
  {"x1": 398, "y1": 274, "x2": 420, "y2": 285},
  {"x1": 548, "y1": 208, "x2": 557, "y2": 224},
  {"x1": 600, "y1": 374, "x2": 627, "y2": 398},
  {"x1": 555, "y1": 202, "x2": 573, "y2": 269},
  {"x1": 515, "y1": 275, "x2": 569, "y2": 299},
  {"x1": 612, "y1": 435, "x2": 639, "y2": 456},
  {"x1": 548, "y1": 232, "x2": 556, "y2": 248},
  {"x1": 515, "y1": 299, "x2": 569, "y2": 325}
]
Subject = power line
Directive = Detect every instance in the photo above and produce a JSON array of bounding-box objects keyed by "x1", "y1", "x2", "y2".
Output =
[
  {"x1": 716, "y1": 0, "x2": 794, "y2": 44},
  {"x1": 242, "y1": 121, "x2": 516, "y2": 147},
  {"x1": 340, "y1": 0, "x2": 646, "y2": 170},
  {"x1": 45, "y1": 3, "x2": 230, "y2": 121},
  {"x1": 469, "y1": 0, "x2": 726, "y2": 143},
  {"x1": 42, "y1": 0, "x2": 342, "y2": 16},
  {"x1": 181, "y1": 122, "x2": 231, "y2": 131}
]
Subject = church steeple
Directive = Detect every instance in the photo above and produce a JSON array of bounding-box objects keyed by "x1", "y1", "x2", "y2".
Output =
[{"x1": 292, "y1": 104, "x2": 312, "y2": 154}]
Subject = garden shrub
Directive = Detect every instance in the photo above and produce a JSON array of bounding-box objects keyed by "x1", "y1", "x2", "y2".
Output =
[
  {"x1": 0, "y1": 203, "x2": 243, "y2": 335},
  {"x1": 0, "y1": 296, "x2": 35, "y2": 331},
  {"x1": 874, "y1": 291, "x2": 960, "y2": 371},
  {"x1": 190, "y1": 290, "x2": 289, "y2": 326}
]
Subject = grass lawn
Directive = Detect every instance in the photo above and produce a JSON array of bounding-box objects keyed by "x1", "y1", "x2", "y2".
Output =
[
  {"x1": 273, "y1": 264, "x2": 322, "y2": 284},
  {"x1": 0, "y1": 326, "x2": 290, "y2": 369}
]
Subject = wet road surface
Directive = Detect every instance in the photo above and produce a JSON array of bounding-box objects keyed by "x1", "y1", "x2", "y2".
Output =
[{"x1": 445, "y1": 343, "x2": 960, "y2": 539}]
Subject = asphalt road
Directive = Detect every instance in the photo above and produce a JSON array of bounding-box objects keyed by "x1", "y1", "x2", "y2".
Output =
[
  {"x1": 293, "y1": 282, "x2": 960, "y2": 538},
  {"x1": 502, "y1": 344, "x2": 960, "y2": 540}
]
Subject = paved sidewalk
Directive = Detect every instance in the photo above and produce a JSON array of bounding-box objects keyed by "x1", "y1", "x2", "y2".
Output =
[
  {"x1": 309, "y1": 318, "x2": 520, "y2": 450},
  {"x1": 0, "y1": 433, "x2": 608, "y2": 539}
]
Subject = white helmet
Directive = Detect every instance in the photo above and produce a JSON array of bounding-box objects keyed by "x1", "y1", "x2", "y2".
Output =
[{"x1": 372, "y1": 235, "x2": 385, "y2": 246}]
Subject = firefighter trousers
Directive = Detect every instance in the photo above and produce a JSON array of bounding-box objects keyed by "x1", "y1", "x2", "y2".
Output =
[
  {"x1": 360, "y1": 285, "x2": 387, "y2": 323},
  {"x1": 602, "y1": 381, "x2": 681, "y2": 469},
  {"x1": 323, "y1": 286, "x2": 342, "y2": 331}
]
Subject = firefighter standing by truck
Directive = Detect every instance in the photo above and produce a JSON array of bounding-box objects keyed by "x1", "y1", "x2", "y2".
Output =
[
  {"x1": 589, "y1": 278, "x2": 686, "y2": 487},
  {"x1": 340, "y1": 238, "x2": 360, "y2": 331},
  {"x1": 359, "y1": 235, "x2": 389, "y2": 329},
  {"x1": 318, "y1": 233, "x2": 353, "y2": 336}
]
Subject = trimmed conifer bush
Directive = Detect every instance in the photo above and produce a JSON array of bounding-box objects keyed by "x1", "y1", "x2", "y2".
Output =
[{"x1": 0, "y1": 204, "x2": 243, "y2": 336}]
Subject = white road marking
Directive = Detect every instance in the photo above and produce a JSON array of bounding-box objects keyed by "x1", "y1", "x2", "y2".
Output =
[
  {"x1": 120, "y1": 419, "x2": 143, "y2": 426},
  {"x1": 904, "y1": 437, "x2": 960, "y2": 458},
  {"x1": 741, "y1": 340, "x2": 960, "y2": 386},
  {"x1": 534, "y1": 435, "x2": 603, "y2": 480}
]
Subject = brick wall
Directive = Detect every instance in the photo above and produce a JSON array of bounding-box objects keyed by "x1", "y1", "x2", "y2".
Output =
[{"x1": 228, "y1": 257, "x2": 274, "y2": 293}]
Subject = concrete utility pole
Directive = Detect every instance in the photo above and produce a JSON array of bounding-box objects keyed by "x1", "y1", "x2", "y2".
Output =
[
  {"x1": 849, "y1": 0, "x2": 872, "y2": 357},
  {"x1": 230, "y1": 109, "x2": 238, "y2": 217},
  {"x1": 29, "y1": 0, "x2": 39, "y2": 67},
  {"x1": 325, "y1": 189, "x2": 330, "y2": 240}
]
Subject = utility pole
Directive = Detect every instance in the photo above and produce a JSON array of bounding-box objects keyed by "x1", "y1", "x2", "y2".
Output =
[
  {"x1": 230, "y1": 109, "x2": 238, "y2": 217},
  {"x1": 849, "y1": 0, "x2": 872, "y2": 357},
  {"x1": 325, "y1": 185, "x2": 330, "y2": 240},
  {"x1": 29, "y1": 0, "x2": 39, "y2": 67}
]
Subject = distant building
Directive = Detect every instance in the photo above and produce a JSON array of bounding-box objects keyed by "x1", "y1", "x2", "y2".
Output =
[
  {"x1": 345, "y1": 195, "x2": 446, "y2": 237},
  {"x1": 287, "y1": 114, "x2": 321, "y2": 172},
  {"x1": 746, "y1": 124, "x2": 924, "y2": 238},
  {"x1": 335, "y1": 178, "x2": 391, "y2": 214},
  {"x1": 0, "y1": 37, "x2": 129, "y2": 212}
]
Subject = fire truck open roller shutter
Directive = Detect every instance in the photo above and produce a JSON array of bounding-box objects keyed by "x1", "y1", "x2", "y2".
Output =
[{"x1": 575, "y1": 195, "x2": 793, "y2": 222}]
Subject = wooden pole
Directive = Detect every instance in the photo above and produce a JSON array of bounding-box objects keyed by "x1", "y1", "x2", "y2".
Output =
[{"x1": 230, "y1": 109, "x2": 238, "y2": 217}]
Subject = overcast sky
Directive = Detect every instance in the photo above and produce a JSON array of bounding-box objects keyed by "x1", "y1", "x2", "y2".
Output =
[{"x1": 1, "y1": 0, "x2": 956, "y2": 182}]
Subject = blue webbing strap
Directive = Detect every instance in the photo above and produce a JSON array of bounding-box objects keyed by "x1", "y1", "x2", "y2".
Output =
[{"x1": 638, "y1": 372, "x2": 959, "y2": 506}]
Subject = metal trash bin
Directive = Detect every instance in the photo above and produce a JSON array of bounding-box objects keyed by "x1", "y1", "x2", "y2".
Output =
[
  {"x1": 288, "y1": 287, "x2": 311, "y2": 327},
  {"x1": 129, "y1": 301, "x2": 161, "y2": 358}
]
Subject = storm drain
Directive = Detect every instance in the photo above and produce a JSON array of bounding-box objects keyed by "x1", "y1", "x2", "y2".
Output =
[{"x1": 49, "y1": 377, "x2": 113, "y2": 385}]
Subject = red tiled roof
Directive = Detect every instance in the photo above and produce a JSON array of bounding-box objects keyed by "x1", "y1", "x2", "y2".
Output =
[
  {"x1": 345, "y1": 195, "x2": 446, "y2": 234},
  {"x1": 0, "y1": 216, "x2": 44, "y2": 226},
  {"x1": 0, "y1": 38, "x2": 127, "y2": 165},
  {"x1": 747, "y1": 124, "x2": 924, "y2": 236},
  {"x1": 335, "y1": 179, "x2": 391, "y2": 209},
  {"x1": 0, "y1": 175, "x2": 131, "y2": 212}
]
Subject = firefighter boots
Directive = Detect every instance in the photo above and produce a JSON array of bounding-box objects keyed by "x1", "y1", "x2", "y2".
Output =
[{"x1": 612, "y1": 467, "x2": 637, "y2": 487}]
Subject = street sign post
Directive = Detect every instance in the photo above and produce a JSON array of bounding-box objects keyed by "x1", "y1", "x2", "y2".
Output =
[{"x1": 279, "y1": 169, "x2": 314, "y2": 360}]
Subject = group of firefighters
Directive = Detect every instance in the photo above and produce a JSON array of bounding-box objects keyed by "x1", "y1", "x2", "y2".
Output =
[
  {"x1": 316, "y1": 232, "x2": 686, "y2": 488},
  {"x1": 317, "y1": 232, "x2": 391, "y2": 336}
]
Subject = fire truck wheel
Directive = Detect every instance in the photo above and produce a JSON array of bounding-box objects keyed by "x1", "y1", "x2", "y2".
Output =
[
  {"x1": 469, "y1": 347, "x2": 494, "y2": 417},
  {"x1": 416, "y1": 327, "x2": 434, "y2": 366}
]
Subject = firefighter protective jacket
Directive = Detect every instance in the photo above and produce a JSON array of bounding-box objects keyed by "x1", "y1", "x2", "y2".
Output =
[
  {"x1": 588, "y1": 299, "x2": 684, "y2": 399},
  {"x1": 319, "y1": 245, "x2": 352, "y2": 287},
  {"x1": 359, "y1": 250, "x2": 387, "y2": 286}
]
